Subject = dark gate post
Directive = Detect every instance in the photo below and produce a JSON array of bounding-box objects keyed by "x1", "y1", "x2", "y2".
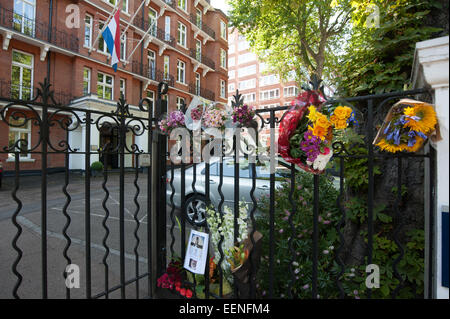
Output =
[{"x1": 154, "y1": 82, "x2": 168, "y2": 282}]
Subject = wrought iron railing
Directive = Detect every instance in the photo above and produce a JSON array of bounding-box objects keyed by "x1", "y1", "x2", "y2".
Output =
[
  {"x1": 132, "y1": 61, "x2": 175, "y2": 87},
  {"x1": 0, "y1": 80, "x2": 73, "y2": 105},
  {"x1": 132, "y1": 16, "x2": 177, "y2": 48},
  {"x1": 188, "y1": 82, "x2": 215, "y2": 101},
  {"x1": 189, "y1": 48, "x2": 216, "y2": 70},
  {"x1": 189, "y1": 13, "x2": 216, "y2": 39},
  {"x1": 0, "y1": 5, "x2": 79, "y2": 53}
]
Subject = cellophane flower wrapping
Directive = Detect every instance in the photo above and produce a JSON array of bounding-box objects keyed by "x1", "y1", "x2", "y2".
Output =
[
  {"x1": 278, "y1": 90, "x2": 333, "y2": 175},
  {"x1": 373, "y1": 99, "x2": 438, "y2": 153}
]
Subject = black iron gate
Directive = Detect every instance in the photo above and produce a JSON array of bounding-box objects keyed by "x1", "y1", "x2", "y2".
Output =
[
  {"x1": 0, "y1": 79, "x2": 156, "y2": 299},
  {"x1": 156, "y1": 84, "x2": 434, "y2": 299},
  {"x1": 0, "y1": 79, "x2": 434, "y2": 299}
]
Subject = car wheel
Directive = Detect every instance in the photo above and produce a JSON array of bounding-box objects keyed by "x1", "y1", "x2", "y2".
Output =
[{"x1": 184, "y1": 195, "x2": 207, "y2": 227}]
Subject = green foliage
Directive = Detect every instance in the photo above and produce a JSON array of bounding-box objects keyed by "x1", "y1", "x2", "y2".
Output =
[
  {"x1": 336, "y1": 0, "x2": 443, "y2": 96},
  {"x1": 256, "y1": 171, "x2": 342, "y2": 298},
  {"x1": 90, "y1": 161, "x2": 104, "y2": 171},
  {"x1": 228, "y1": 0, "x2": 354, "y2": 82}
]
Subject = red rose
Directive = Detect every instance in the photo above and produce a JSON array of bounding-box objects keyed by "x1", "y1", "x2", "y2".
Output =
[{"x1": 185, "y1": 289, "x2": 193, "y2": 299}]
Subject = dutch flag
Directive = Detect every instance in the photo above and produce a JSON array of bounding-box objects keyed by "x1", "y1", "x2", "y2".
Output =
[{"x1": 102, "y1": 9, "x2": 121, "y2": 72}]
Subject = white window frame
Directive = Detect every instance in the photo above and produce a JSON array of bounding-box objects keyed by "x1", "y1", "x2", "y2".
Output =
[
  {"x1": 283, "y1": 86, "x2": 299, "y2": 98},
  {"x1": 11, "y1": 49, "x2": 34, "y2": 100},
  {"x1": 120, "y1": 78, "x2": 126, "y2": 99},
  {"x1": 176, "y1": 96, "x2": 185, "y2": 110},
  {"x1": 228, "y1": 83, "x2": 235, "y2": 93},
  {"x1": 220, "y1": 79, "x2": 226, "y2": 98},
  {"x1": 242, "y1": 92, "x2": 256, "y2": 103},
  {"x1": 120, "y1": 33, "x2": 126, "y2": 61},
  {"x1": 8, "y1": 118, "x2": 32, "y2": 160},
  {"x1": 147, "y1": 90, "x2": 155, "y2": 117},
  {"x1": 195, "y1": 72, "x2": 201, "y2": 96},
  {"x1": 178, "y1": 0, "x2": 187, "y2": 12},
  {"x1": 220, "y1": 49, "x2": 227, "y2": 69},
  {"x1": 177, "y1": 22, "x2": 187, "y2": 48},
  {"x1": 83, "y1": 67, "x2": 91, "y2": 95},
  {"x1": 148, "y1": 7, "x2": 158, "y2": 37},
  {"x1": 148, "y1": 49, "x2": 156, "y2": 79},
  {"x1": 220, "y1": 20, "x2": 227, "y2": 40},
  {"x1": 229, "y1": 70, "x2": 235, "y2": 79},
  {"x1": 97, "y1": 72, "x2": 114, "y2": 100},
  {"x1": 238, "y1": 78, "x2": 256, "y2": 91},
  {"x1": 98, "y1": 20, "x2": 108, "y2": 54},
  {"x1": 105, "y1": 0, "x2": 128, "y2": 13},
  {"x1": 260, "y1": 88, "x2": 280, "y2": 101},
  {"x1": 163, "y1": 55, "x2": 170, "y2": 80},
  {"x1": 84, "y1": 14, "x2": 93, "y2": 48},
  {"x1": 165, "y1": 16, "x2": 171, "y2": 42},
  {"x1": 13, "y1": 0, "x2": 36, "y2": 36},
  {"x1": 177, "y1": 60, "x2": 186, "y2": 84}
]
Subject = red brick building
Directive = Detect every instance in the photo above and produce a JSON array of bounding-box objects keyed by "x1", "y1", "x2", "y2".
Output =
[{"x1": 0, "y1": 0, "x2": 229, "y2": 172}]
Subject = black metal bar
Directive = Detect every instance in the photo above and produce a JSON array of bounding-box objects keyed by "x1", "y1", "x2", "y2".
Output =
[
  {"x1": 269, "y1": 110, "x2": 275, "y2": 298},
  {"x1": 101, "y1": 149, "x2": 110, "y2": 299},
  {"x1": 84, "y1": 111, "x2": 92, "y2": 299},
  {"x1": 217, "y1": 158, "x2": 225, "y2": 298},
  {"x1": 367, "y1": 99, "x2": 374, "y2": 299},
  {"x1": 147, "y1": 101, "x2": 153, "y2": 298},
  {"x1": 119, "y1": 112, "x2": 126, "y2": 299},
  {"x1": 11, "y1": 152, "x2": 23, "y2": 299},
  {"x1": 133, "y1": 154, "x2": 141, "y2": 299},
  {"x1": 204, "y1": 160, "x2": 210, "y2": 299},
  {"x1": 392, "y1": 156, "x2": 405, "y2": 298},
  {"x1": 169, "y1": 163, "x2": 176, "y2": 258},
  {"x1": 288, "y1": 164, "x2": 297, "y2": 299},
  {"x1": 249, "y1": 162, "x2": 258, "y2": 299},
  {"x1": 41, "y1": 99, "x2": 48, "y2": 299},
  {"x1": 335, "y1": 158, "x2": 346, "y2": 299},
  {"x1": 233, "y1": 133, "x2": 240, "y2": 298},
  {"x1": 62, "y1": 152, "x2": 72, "y2": 299},
  {"x1": 312, "y1": 174, "x2": 319, "y2": 299},
  {"x1": 91, "y1": 273, "x2": 150, "y2": 299}
]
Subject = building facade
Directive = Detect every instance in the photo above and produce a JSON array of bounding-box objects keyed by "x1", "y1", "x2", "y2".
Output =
[
  {"x1": 227, "y1": 28, "x2": 299, "y2": 145},
  {"x1": 0, "y1": 0, "x2": 229, "y2": 172}
]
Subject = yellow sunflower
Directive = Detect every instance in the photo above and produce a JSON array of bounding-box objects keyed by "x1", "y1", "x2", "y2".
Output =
[
  {"x1": 307, "y1": 105, "x2": 320, "y2": 123},
  {"x1": 404, "y1": 136, "x2": 426, "y2": 153},
  {"x1": 403, "y1": 104, "x2": 437, "y2": 134},
  {"x1": 376, "y1": 139, "x2": 405, "y2": 153}
]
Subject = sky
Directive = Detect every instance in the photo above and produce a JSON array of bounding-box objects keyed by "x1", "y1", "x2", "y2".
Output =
[{"x1": 211, "y1": 0, "x2": 230, "y2": 14}]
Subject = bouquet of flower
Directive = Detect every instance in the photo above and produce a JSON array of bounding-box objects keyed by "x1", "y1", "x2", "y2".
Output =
[
  {"x1": 232, "y1": 104, "x2": 256, "y2": 127},
  {"x1": 279, "y1": 92, "x2": 357, "y2": 174},
  {"x1": 157, "y1": 258, "x2": 193, "y2": 298},
  {"x1": 374, "y1": 99, "x2": 438, "y2": 153},
  {"x1": 191, "y1": 105, "x2": 203, "y2": 121},
  {"x1": 226, "y1": 244, "x2": 249, "y2": 272},
  {"x1": 202, "y1": 106, "x2": 229, "y2": 131},
  {"x1": 158, "y1": 110, "x2": 185, "y2": 135},
  {"x1": 278, "y1": 91, "x2": 331, "y2": 174}
]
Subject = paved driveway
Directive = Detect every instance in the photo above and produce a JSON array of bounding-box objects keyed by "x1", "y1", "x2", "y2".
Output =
[{"x1": 0, "y1": 172, "x2": 187, "y2": 299}]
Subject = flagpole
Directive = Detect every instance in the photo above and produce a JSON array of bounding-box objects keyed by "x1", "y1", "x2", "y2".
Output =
[
  {"x1": 89, "y1": 0, "x2": 122, "y2": 53},
  {"x1": 120, "y1": 0, "x2": 150, "y2": 41},
  {"x1": 124, "y1": 11, "x2": 162, "y2": 65}
]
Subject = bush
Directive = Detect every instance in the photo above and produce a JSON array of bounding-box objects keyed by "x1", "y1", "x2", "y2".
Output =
[
  {"x1": 255, "y1": 170, "x2": 425, "y2": 299},
  {"x1": 256, "y1": 171, "x2": 341, "y2": 298},
  {"x1": 90, "y1": 161, "x2": 104, "y2": 171}
]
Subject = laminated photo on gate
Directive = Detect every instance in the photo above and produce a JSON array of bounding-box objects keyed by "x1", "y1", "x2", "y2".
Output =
[{"x1": 184, "y1": 229, "x2": 209, "y2": 275}]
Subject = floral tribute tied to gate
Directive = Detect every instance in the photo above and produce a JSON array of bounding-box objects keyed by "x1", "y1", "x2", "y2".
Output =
[
  {"x1": 278, "y1": 89, "x2": 357, "y2": 174},
  {"x1": 374, "y1": 99, "x2": 439, "y2": 153}
]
